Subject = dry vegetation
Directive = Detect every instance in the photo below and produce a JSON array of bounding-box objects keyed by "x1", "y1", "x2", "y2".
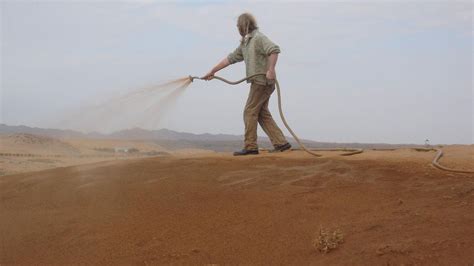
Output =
[{"x1": 313, "y1": 227, "x2": 344, "y2": 254}]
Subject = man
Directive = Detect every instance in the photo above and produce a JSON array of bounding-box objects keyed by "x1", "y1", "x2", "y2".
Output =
[{"x1": 202, "y1": 13, "x2": 291, "y2": 156}]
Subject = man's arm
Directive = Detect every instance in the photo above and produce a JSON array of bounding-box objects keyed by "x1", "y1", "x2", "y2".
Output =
[
  {"x1": 259, "y1": 34, "x2": 280, "y2": 81},
  {"x1": 202, "y1": 45, "x2": 243, "y2": 80},
  {"x1": 266, "y1": 53, "x2": 278, "y2": 80},
  {"x1": 201, "y1": 58, "x2": 230, "y2": 80}
]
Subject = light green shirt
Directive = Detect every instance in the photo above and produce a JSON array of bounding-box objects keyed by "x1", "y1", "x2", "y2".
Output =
[{"x1": 227, "y1": 30, "x2": 281, "y2": 85}]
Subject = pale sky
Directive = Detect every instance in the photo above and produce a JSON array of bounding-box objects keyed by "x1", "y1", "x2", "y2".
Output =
[{"x1": 1, "y1": 1, "x2": 472, "y2": 144}]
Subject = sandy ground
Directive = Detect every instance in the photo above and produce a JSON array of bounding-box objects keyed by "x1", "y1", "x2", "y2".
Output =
[
  {"x1": 0, "y1": 134, "x2": 215, "y2": 176},
  {"x1": 0, "y1": 156, "x2": 152, "y2": 177},
  {"x1": 0, "y1": 147, "x2": 473, "y2": 264}
]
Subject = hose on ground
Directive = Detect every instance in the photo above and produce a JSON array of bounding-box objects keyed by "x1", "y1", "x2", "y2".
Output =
[{"x1": 431, "y1": 149, "x2": 474, "y2": 174}]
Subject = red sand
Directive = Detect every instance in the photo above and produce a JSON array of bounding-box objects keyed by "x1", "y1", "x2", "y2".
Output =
[{"x1": 1, "y1": 148, "x2": 473, "y2": 264}]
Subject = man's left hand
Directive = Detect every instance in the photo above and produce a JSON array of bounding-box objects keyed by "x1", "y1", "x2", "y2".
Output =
[{"x1": 266, "y1": 69, "x2": 276, "y2": 80}]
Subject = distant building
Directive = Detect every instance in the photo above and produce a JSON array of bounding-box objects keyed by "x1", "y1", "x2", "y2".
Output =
[{"x1": 114, "y1": 147, "x2": 130, "y2": 153}]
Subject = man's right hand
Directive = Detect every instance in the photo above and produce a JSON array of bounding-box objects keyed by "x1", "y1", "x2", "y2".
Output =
[
  {"x1": 201, "y1": 58, "x2": 230, "y2": 80},
  {"x1": 201, "y1": 71, "x2": 215, "y2": 81}
]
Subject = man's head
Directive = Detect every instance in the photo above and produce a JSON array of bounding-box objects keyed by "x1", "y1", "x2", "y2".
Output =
[{"x1": 237, "y1": 13, "x2": 258, "y2": 38}]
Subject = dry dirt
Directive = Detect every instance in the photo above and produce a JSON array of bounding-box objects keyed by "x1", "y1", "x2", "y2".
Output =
[
  {"x1": 0, "y1": 146, "x2": 473, "y2": 265},
  {"x1": 0, "y1": 134, "x2": 215, "y2": 176}
]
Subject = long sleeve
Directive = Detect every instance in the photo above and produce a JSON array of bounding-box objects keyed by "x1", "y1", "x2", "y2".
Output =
[
  {"x1": 227, "y1": 45, "x2": 244, "y2": 64},
  {"x1": 259, "y1": 35, "x2": 281, "y2": 55}
]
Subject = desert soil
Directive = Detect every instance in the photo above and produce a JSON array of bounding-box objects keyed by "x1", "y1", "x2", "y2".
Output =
[
  {"x1": 0, "y1": 146, "x2": 473, "y2": 265},
  {"x1": 0, "y1": 134, "x2": 215, "y2": 176}
]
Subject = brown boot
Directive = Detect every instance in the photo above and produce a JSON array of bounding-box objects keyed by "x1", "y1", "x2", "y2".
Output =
[
  {"x1": 269, "y1": 143, "x2": 291, "y2": 153},
  {"x1": 233, "y1": 149, "x2": 259, "y2": 156}
]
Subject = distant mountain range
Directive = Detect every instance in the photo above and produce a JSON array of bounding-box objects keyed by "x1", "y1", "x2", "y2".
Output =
[
  {"x1": 0, "y1": 124, "x2": 298, "y2": 142},
  {"x1": 0, "y1": 124, "x2": 232, "y2": 140},
  {"x1": 0, "y1": 124, "x2": 420, "y2": 151}
]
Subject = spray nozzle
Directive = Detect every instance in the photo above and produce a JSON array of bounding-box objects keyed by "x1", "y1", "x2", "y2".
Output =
[{"x1": 189, "y1": 75, "x2": 201, "y2": 82}]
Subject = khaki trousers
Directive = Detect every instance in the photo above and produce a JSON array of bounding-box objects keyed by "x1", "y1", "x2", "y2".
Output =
[{"x1": 243, "y1": 83, "x2": 288, "y2": 150}]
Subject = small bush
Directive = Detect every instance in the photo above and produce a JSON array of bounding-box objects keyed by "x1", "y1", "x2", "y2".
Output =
[{"x1": 313, "y1": 226, "x2": 344, "y2": 253}]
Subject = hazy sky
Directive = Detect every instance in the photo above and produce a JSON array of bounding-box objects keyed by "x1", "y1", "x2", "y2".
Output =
[{"x1": 1, "y1": 1, "x2": 472, "y2": 144}]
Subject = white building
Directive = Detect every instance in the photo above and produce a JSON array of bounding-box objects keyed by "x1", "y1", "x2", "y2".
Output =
[{"x1": 114, "y1": 147, "x2": 130, "y2": 153}]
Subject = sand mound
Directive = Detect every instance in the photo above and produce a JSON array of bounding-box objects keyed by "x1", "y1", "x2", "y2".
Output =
[
  {"x1": 1, "y1": 147, "x2": 473, "y2": 264},
  {"x1": 0, "y1": 133, "x2": 79, "y2": 155},
  {"x1": 9, "y1": 133, "x2": 56, "y2": 145}
]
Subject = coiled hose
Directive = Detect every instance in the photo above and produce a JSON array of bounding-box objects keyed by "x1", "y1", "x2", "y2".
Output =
[{"x1": 191, "y1": 73, "x2": 473, "y2": 174}]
